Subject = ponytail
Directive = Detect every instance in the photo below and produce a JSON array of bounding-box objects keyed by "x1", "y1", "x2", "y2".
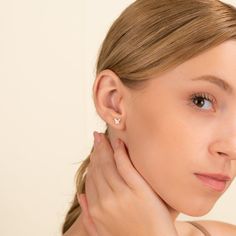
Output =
[{"x1": 61, "y1": 128, "x2": 109, "y2": 234}]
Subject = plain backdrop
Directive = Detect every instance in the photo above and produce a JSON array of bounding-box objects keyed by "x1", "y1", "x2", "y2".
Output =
[{"x1": 0, "y1": 0, "x2": 236, "y2": 235}]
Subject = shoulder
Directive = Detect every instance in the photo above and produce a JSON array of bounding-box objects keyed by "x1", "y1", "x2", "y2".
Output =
[{"x1": 193, "y1": 220, "x2": 236, "y2": 236}]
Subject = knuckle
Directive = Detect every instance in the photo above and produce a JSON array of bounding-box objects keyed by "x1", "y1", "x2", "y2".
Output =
[
  {"x1": 89, "y1": 203, "x2": 106, "y2": 223},
  {"x1": 95, "y1": 195, "x2": 117, "y2": 214}
]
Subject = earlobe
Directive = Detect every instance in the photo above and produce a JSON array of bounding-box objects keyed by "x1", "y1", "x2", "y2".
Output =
[{"x1": 92, "y1": 69, "x2": 126, "y2": 130}]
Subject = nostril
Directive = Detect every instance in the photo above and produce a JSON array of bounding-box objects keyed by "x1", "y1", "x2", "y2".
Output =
[{"x1": 218, "y1": 152, "x2": 226, "y2": 156}]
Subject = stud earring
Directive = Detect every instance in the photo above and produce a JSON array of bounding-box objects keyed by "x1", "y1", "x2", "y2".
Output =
[{"x1": 114, "y1": 117, "x2": 121, "y2": 125}]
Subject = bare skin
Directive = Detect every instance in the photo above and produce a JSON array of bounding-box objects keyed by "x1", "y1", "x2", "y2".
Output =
[
  {"x1": 64, "y1": 40, "x2": 236, "y2": 235},
  {"x1": 65, "y1": 135, "x2": 236, "y2": 236},
  {"x1": 64, "y1": 215, "x2": 236, "y2": 236}
]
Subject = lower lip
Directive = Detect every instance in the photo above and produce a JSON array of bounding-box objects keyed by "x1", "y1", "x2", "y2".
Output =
[{"x1": 195, "y1": 174, "x2": 227, "y2": 192}]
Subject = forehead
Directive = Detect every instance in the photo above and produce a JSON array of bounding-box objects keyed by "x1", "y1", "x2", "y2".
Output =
[
  {"x1": 148, "y1": 40, "x2": 236, "y2": 92},
  {"x1": 177, "y1": 40, "x2": 236, "y2": 73},
  {"x1": 173, "y1": 40, "x2": 236, "y2": 76}
]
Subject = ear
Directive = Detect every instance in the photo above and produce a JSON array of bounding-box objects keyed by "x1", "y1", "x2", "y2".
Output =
[{"x1": 92, "y1": 69, "x2": 127, "y2": 130}]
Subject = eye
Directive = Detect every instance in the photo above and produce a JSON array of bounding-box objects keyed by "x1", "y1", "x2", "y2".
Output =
[{"x1": 189, "y1": 92, "x2": 216, "y2": 111}]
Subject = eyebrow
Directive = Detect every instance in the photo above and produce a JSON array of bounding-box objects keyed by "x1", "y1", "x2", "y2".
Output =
[{"x1": 190, "y1": 75, "x2": 234, "y2": 95}]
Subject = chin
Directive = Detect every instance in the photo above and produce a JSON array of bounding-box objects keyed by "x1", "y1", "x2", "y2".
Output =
[
  {"x1": 182, "y1": 207, "x2": 212, "y2": 217},
  {"x1": 178, "y1": 200, "x2": 217, "y2": 217},
  {"x1": 164, "y1": 194, "x2": 219, "y2": 217}
]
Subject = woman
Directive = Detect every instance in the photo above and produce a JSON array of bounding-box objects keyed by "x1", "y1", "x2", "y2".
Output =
[{"x1": 62, "y1": 0, "x2": 236, "y2": 235}]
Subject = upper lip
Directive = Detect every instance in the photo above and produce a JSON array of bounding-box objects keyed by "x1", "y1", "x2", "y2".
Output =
[{"x1": 194, "y1": 173, "x2": 232, "y2": 181}]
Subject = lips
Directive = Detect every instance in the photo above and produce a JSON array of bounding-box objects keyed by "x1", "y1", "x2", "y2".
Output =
[
  {"x1": 194, "y1": 173, "x2": 231, "y2": 192},
  {"x1": 195, "y1": 173, "x2": 231, "y2": 181}
]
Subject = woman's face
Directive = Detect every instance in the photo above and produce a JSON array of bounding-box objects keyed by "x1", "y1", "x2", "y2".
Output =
[{"x1": 124, "y1": 40, "x2": 236, "y2": 216}]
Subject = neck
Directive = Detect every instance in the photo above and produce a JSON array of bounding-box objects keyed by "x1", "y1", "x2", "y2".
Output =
[
  {"x1": 167, "y1": 205, "x2": 180, "y2": 222},
  {"x1": 160, "y1": 196, "x2": 180, "y2": 221}
]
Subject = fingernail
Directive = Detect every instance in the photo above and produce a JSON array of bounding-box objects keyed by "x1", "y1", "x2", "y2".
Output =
[{"x1": 93, "y1": 131, "x2": 101, "y2": 146}]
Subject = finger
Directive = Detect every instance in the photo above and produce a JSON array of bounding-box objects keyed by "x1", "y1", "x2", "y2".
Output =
[
  {"x1": 114, "y1": 139, "x2": 151, "y2": 192},
  {"x1": 78, "y1": 194, "x2": 98, "y2": 236},
  {"x1": 85, "y1": 165, "x2": 100, "y2": 210},
  {"x1": 89, "y1": 150, "x2": 114, "y2": 201},
  {"x1": 91, "y1": 132, "x2": 128, "y2": 194}
]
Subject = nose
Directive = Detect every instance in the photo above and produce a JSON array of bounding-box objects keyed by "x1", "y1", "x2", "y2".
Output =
[
  {"x1": 217, "y1": 150, "x2": 236, "y2": 160},
  {"x1": 210, "y1": 112, "x2": 236, "y2": 161},
  {"x1": 210, "y1": 138, "x2": 236, "y2": 161},
  {"x1": 209, "y1": 111, "x2": 236, "y2": 161}
]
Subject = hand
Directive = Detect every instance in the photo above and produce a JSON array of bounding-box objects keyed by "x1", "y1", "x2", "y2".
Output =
[{"x1": 78, "y1": 132, "x2": 178, "y2": 236}]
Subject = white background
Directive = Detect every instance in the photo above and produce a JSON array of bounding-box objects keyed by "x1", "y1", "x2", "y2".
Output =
[{"x1": 0, "y1": 0, "x2": 236, "y2": 235}]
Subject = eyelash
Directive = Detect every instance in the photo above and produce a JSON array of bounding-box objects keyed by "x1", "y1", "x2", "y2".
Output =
[{"x1": 189, "y1": 92, "x2": 217, "y2": 112}]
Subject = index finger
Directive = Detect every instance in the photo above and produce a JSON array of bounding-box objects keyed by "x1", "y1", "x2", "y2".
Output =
[{"x1": 90, "y1": 132, "x2": 128, "y2": 193}]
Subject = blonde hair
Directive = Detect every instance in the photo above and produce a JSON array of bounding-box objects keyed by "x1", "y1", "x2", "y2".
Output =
[{"x1": 62, "y1": 0, "x2": 236, "y2": 234}]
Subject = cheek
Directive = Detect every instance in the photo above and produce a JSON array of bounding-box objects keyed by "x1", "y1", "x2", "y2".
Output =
[
  {"x1": 126, "y1": 105, "x2": 187, "y2": 185},
  {"x1": 125, "y1": 102, "x2": 200, "y2": 197},
  {"x1": 126, "y1": 96, "x2": 192, "y2": 167},
  {"x1": 125, "y1": 93, "x2": 223, "y2": 215},
  {"x1": 125, "y1": 102, "x2": 162, "y2": 174}
]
